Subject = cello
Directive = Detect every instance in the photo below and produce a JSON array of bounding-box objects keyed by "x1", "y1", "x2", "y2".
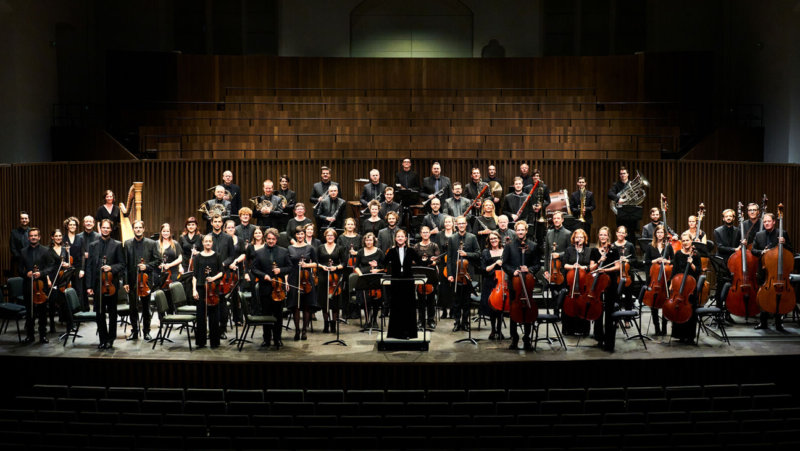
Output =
[
  {"x1": 562, "y1": 248, "x2": 589, "y2": 318},
  {"x1": 756, "y1": 204, "x2": 796, "y2": 316},
  {"x1": 575, "y1": 270, "x2": 609, "y2": 321},
  {"x1": 643, "y1": 246, "x2": 672, "y2": 310},
  {"x1": 488, "y1": 252, "x2": 510, "y2": 313},
  {"x1": 660, "y1": 194, "x2": 681, "y2": 253},
  {"x1": 663, "y1": 244, "x2": 697, "y2": 324},
  {"x1": 510, "y1": 243, "x2": 537, "y2": 324},
  {"x1": 727, "y1": 202, "x2": 760, "y2": 318}
]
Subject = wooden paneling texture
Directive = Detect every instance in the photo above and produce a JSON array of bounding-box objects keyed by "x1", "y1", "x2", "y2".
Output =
[{"x1": 2, "y1": 159, "x2": 798, "y2": 280}]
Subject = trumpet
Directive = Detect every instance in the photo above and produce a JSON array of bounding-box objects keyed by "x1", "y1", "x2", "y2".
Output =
[{"x1": 198, "y1": 202, "x2": 226, "y2": 217}]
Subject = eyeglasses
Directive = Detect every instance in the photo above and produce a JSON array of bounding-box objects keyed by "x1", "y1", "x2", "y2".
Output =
[{"x1": 747, "y1": 209, "x2": 758, "y2": 212}]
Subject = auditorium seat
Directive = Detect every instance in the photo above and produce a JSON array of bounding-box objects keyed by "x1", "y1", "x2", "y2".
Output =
[
  {"x1": 145, "y1": 388, "x2": 184, "y2": 401},
  {"x1": 385, "y1": 389, "x2": 425, "y2": 402},
  {"x1": 107, "y1": 387, "x2": 145, "y2": 401},
  {"x1": 265, "y1": 388, "x2": 304, "y2": 402},
  {"x1": 225, "y1": 389, "x2": 264, "y2": 402}
]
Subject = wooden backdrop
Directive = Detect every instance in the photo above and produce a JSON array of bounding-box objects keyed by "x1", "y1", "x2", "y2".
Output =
[{"x1": 1, "y1": 158, "x2": 796, "y2": 279}]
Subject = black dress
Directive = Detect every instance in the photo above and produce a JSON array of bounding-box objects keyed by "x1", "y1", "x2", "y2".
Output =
[
  {"x1": 669, "y1": 250, "x2": 700, "y2": 341},
  {"x1": 95, "y1": 204, "x2": 121, "y2": 240},
  {"x1": 562, "y1": 246, "x2": 593, "y2": 336},
  {"x1": 474, "y1": 216, "x2": 498, "y2": 250},
  {"x1": 361, "y1": 218, "x2": 386, "y2": 237},
  {"x1": 355, "y1": 248, "x2": 385, "y2": 310},
  {"x1": 479, "y1": 249, "x2": 504, "y2": 315},
  {"x1": 287, "y1": 245, "x2": 318, "y2": 310},
  {"x1": 435, "y1": 232, "x2": 455, "y2": 309},
  {"x1": 317, "y1": 243, "x2": 345, "y2": 310},
  {"x1": 384, "y1": 246, "x2": 422, "y2": 339}
]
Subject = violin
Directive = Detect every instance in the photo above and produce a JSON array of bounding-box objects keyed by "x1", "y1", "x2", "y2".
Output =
[
  {"x1": 204, "y1": 266, "x2": 220, "y2": 306},
  {"x1": 549, "y1": 241, "x2": 565, "y2": 285},
  {"x1": 136, "y1": 258, "x2": 150, "y2": 297},
  {"x1": 660, "y1": 194, "x2": 681, "y2": 253},
  {"x1": 299, "y1": 258, "x2": 314, "y2": 294},
  {"x1": 416, "y1": 253, "x2": 435, "y2": 295},
  {"x1": 271, "y1": 262, "x2": 287, "y2": 302},
  {"x1": 31, "y1": 265, "x2": 48, "y2": 305},
  {"x1": 101, "y1": 256, "x2": 116, "y2": 296},
  {"x1": 510, "y1": 242, "x2": 537, "y2": 324},
  {"x1": 643, "y1": 249, "x2": 672, "y2": 309},
  {"x1": 454, "y1": 242, "x2": 471, "y2": 288},
  {"x1": 327, "y1": 259, "x2": 342, "y2": 296},
  {"x1": 57, "y1": 257, "x2": 73, "y2": 294},
  {"x1": 488, "y1": 253, "x2": 510, "y2": 312},
  {"x1": 219, "y1": 267, "x2": 239, "y2": 295},
  {"x1": 563, "y1": 248, "x2": 590, "y2": 318},
  {"x1": 347, "y1": 244, "x2": 357, "y2": 268},
  {"x1": 160, "y1": 267, "x2": 174, "y2": 289},
  {"x1": 756, "y1": 203, "x2": 796, "y2": 315},
  {"x1": 619, "y1": 246, "x2": 632, "y2": 288},
  {"x1": 663, "y1": 247, "x2": 697, "y2": 324},
  {"x1": 727, "y1": 202, "x2": 760, "y2": 317}
]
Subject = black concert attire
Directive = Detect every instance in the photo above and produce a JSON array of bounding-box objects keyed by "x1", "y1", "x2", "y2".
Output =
[
  {"x1": 355, "y1": 248, "x2": 385, "y2": 327},
  {"x1": 592, "y1": 245, "x2": 621, "y2": 351},
  {"x1": 608, "y1": 180, "x2": 639, "y2": 244},
  {"x1": 48, "y1": 245, "x2": 75, "y2": 335},
  {"x1": 670, "y1": 250, "x2": 701, "y2": 342},
  {"x1": 10, "y1": 225, "x2": 29, "y2": 278},
  {"x1": 228, "y1": 236, "x2": 246, "y2": 324},
  {"x1": 316, "y1": 196, "x2": 347, "y2": 232},
  {"x1": 63, "y1": 235, "x2": 83, "y2": 316},
  {"x1": 384, "y1": 245, "x2": 422, "y2": 339},
  {"x1": 422, "y1": 175, "x2": 452, "y2": 203},
  {"x1": 502, "y1": 191, "x2": 533, "y2": 224},
  {"x1": 377, "y1": 226, "x2": 400, "y2": 253},
  {"x1": 202, "y1": 198, "x2": 231, "y2": 233},
  {"x1": 474, "y1": 215, "x2": 498, "y2": 250},
  {"x1": 483, "y1": 175, "x2": 504, "y2": 209},
  {"x1": 77, "y1": 230, "x2": 100, "y2": 310},
  {"x1": 379, "y1": 201, "x2": 401, "y2": 220},
  {"x1": 360, "y1": 182, "x2": 387, "y2": 208},
  {"x1": 209, "y1": 230, "x2": 235, "y2": 334},
  {"x1": 444, "y1": 196, "x2": 471, "y2": 219},
  {"x1": 752, "y1": 228, "x2": 793, "y2": 329},
  {"x1": 338, "y1": 234, "x2": 362, "y2": 319},
  {"x1": 743, "y1": 218, "x2": 763, "y2": 246},
  {"x1": 395, "y1": 169, "x2": 421, "y2": 192},
  {"x1": 193, "y1": 252, "x2": 222, "y2": 347},
  {"x1": 447, "y1": 231, "x2": 480, "y2": 330},
  {"x1": 423, "y1": 211, "x2": 445, "y2": 235},
  {"x1": 178, "y1": 233, "x2": 202, "y2": 272},
  {"x1": 644, "y1": 243, "x2": 675, "y2": 335},
  {"x1": 287, "y1": 244, "x2": 318, "y2": 316},
  {"x1": 310, "y1": 180, "x2": 338, "y2": 206},
  {"x1": 497, "y1": 228, "x2": 516, "y2": 245},
  {"x1": 234, "y1": 223, "x2": 256, "y2": 244},
  {"x1": 123, "y1": 236, "x2": 160, "y2": 338},
  {"x1": 361, "y1": 217, "x2": 386, "y2": 237},
  {"x1": 156, "y1": 241, "x2": 181, "y2": 312},
  {"x1": 612, "y1": 240, "x2": 637, "y2": 310},
  {"x1": 253, "y1": 194, "x2": 284, "y2": 229},
  {"x1": 286, "y1": 217, "x2": 312, "y2": 238},
  {"x1": 86, "y1": 236, "x2": 125, "y2": 347},
  {"x1": 250, "y1": 244, "x2": 291, "y2": 345},
  {"x1": 277, "y1": 188, "x2": 297, "y2": 232},
  {"x1": 223, "y1": 182, "x2": 241, "y2": 223},
  {"x1": 19, "y1": 244, "x2": 55, "y2": 341},
  {"x1": 714, "y1": 222, "x2": 739, "y2": 307},
  {"x1": 95, "y1": 205, "x2": 122, "y2": 240},
  {"x1": 317, "y1": 243, "x2": 346, "y2": 332},
  {"x1": 570, "y1": 189, "x2": 596, "y2": 234},
  {"x1": 560, "y1": 245, "x2": 593, "y2": 336},
  {"x1": 519, "y1": 173, "x2": 533, "y2": 192},
  {"x1": 545, "y1": 227, "x2": 572, "y2": 274},
  {"x1": 464, "y1": 180, "x2": 490, "y2": 206},
  {"x1": 436, "y1": 232, "x2": 455, "y2": 314},
  {"x1": 479, "y1": 248, "x2": 505, "y2": 338},
  {"x1": 529, "y1": 181, "x2": 551, "y2": 249},
  {"x1": 502, "y1": 237, "x2": 540, "y2": 347},
  {"x1": 413, "y1": 241, "x2": 440, "y2": 329}
]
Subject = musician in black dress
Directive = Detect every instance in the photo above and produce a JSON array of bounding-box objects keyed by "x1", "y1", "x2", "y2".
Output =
[
  {"x1": 179, "y1": 217, "x2": 201, "y2": 272},
  {"x1": 361, "y1": 200, "x2": 386, "y2": 236},
  {"x1": 122, "y1": 220, "x2": 160, "y2": 341},
  {"x1": 277, "y1": 175, "x2": 297, "y2": 232},
  {"x1": 413, "y1": 226, "x2": 440, "y2": 330},
  {"x1": 569, "y1": 176, "x2": 595, "y2": 234},
  {"x1": 250, "y1": 228, "x2": 291, "y2": 349},
  {"x1": 644, "y1": 225, "x2": 675, "y2": 336},
  {"x1": 286, "y1": 203, "x2": 312, "y2": 241},
  {"x1": 474, "y1": 199, "x2": 499, "y2": 250},
  {"x1": 45, "y1": 229, "x2": 72, "y2": 335},
  {"x1": 502, "y1": 221, "x2": 540, "y2": 350},
  {"x1": 480, "y1": 231, "x2": 505, "y2": 340},
  {"x1": 192, "y1": 234, "x2": 223, "y2": 348},
  {"x1": 395, "y1": 158, "x2": 421, "y2": 192},
  {"x1": 86, "y1": 219, "x2": 125, "y2": 349},
  {"x1": 384, "y1": 229, "x2": 423, "y2": 339},
  {"x1": 20, "y1": 228, "x2": 55, "y2": 343},
  {"x1": 95, "y1": 190, "x2": 121, "y2": 240},
  {"x1": 63, "y1": 217, "x2": 83, "y2": 311},
  {"x1": 317, "y1": 184, "x2": 347, "y2": 232},
  {"x1": 591, "y1": 227, "x2": 621, "y2": 352},
  {"x1": 751, "y1": 213, "x2": 793, "y2": 331},
  {"x1": 436, "y1": 216, "x2": 456, "y2": 319},
  {"x1": 561, "y1": 228, "x2": 594, "y2": 336},
  {"x1": 447, "y1": 215, "x2": 481, "y2": 331},
  {"x1": 317, "y1": 228, "x2": 345, "y2": 334},
  {"x1": 156, "y1": 223, "x2": 183, "y2": 313},
  {"x1": 612, "y1": 226, "x2": 637, "y2": 311},
  {"x1": 287, "y1": 226, "x2": 319, "y2": 340},
  {"x1": 354, "y1": 232, "x2": 385, "y2": 328},
  {"x1": 670, "y1": 232, "x2": 701, "y2": 343},
  {"x1": 338, "y1": 218, "x2": 362, "y2": 320}
]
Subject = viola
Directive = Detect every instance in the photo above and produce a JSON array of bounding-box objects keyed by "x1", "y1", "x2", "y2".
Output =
[
  {"x1": 160, "y1": 268, "x2": 174, "y2": 290},
  {"x1": 31, "y1": 265, "x2": 48, "y2": 305},
  {"x1": 58, "y1": 256, "x2": 73, "y2": 293},
  {"x1": 101, "y1": 256, "x2": 116, "y2": 296},
  {"x1": 574, "y1": 271, "x2": 609, "y2": 321},
  {"x1": 510, "y1": 243, "x2": 537, "y2": 324},
  {"x1": 643, "y1": 249, "x2": 672, "y2": 309},
  {"x1": 727, "y1": 202, "x2": 760, "y2": 317},
  {"x1": 549, "y1": 241, "x2": 565, "y2": 285},
  {"x1": 416, "y1": 253, "x2": 435, "y2": 295},
  {"x1": 136, "y1": 258, "x2": 150, "y2": 297},
  {"x1": 347, "y1": 244, "x2": 357, "y2": 268},
  {"x1": 270, "y1": 262, "x2": 287, "y2": 302},
  {"x1": 204, "y1": 266, "x2": 220, "y2": 306},
  {"x1": 663, "y1": 249, "x2": 697, "y2": 324},
  {"x1": 756, "y1": 203, "x2": 796, "y2": 315}
]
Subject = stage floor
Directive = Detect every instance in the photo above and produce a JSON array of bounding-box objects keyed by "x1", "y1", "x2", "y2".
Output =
[{"x1": 2, "y1": 309, "x2": 799, "y2": 364}]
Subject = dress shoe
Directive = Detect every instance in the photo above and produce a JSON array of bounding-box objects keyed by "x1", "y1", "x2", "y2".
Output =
[
  {"x1": 754, "y1": 323, "x2": 769, "y2": 330},
  {"x1": 261, "y1": 338, "x2": 271, "y2": 347},
  {"x1": 274, "y1": 340, "x2": 283, "y2": 350},
  {"x1": 294, "y1": 331, "x2": 300, "y2": 341},
  {"x1": 220, "y1": 332, "x2": 227, "y2": 340},
  {"x1": 523, "y1": 340, "x2": 533, "y2": 351},
  {"x1": 196, "y1": 344, "x2": 206, "y2": 349},
  {"x1": 427, "y1": 319, "x2": 436, "y2": 330},
  {"x1": 508, "y1": 340, "x2": 519, "y2": 350},
  {"x1": 488, "y1": 332, "x2": 497, "y2": 340},
  {"x1": 126, "y1": 333, "x2": 139, "y2": 341},
  {"x1": 776, "y1": 323, "x2": 786, "y2": 332},
  {"x1": 323, "y1": 322, "x2": 330, "y2": 333},
  {"x1": 497, "y1": 331, "x2": 505, "y2": 340},
  {"x1": 105, "y1": 342, "x2": 114, "y2": 349},
  {"x1": 301, "y1": 330, "x2": 308, "y2": 340},
  {"x1": 144, "y1": 333, "x2": 151, "y2": 341},
  {"x1": 97, "y1": 343, "x2": 106, "y2": 349},
  {"x1": 39, "y1": 336, "x2": 49, "y2": 344},
  {"x1": 24, "y1": 336, "x2": 34, "y2": 344},
  {"x1": 452, "y1": 322, "x2": 461, "y2": 332}
]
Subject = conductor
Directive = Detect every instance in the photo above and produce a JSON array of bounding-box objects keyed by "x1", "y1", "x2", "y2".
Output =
[{"x1": 384, "y1": 229, "x2": 423, "y2": 339}]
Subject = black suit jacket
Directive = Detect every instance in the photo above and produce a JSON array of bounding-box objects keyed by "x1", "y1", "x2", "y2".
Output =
[
  {"x1": 360, "y1": 182, "x2": 387, "y2": 207},
  {"x1": 251, "y1": 245, "x2": 292, "y2": 294},
  {"x1": 123, "y1": 237, "x2": 161, "y2": 287},
  {"x1": 86, "y1": 238, "x2": 125, "y2": 291},
  {"x1": 569, "y1": 189, "x2": 596, "y2": 224},
  {"x1": 422, "y1": 175, "x2": 451, "y2": 200},
  {"x1": 394, "y1": 170, "x2": 421, "y2": 192},
  {"x1": 384, "y1": 246, "x2": 422, "y2": 278}
]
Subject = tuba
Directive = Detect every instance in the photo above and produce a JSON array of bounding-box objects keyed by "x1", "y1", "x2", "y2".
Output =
[{"x1": 610, "y1": 170, "x2": 649, "y2": 214}]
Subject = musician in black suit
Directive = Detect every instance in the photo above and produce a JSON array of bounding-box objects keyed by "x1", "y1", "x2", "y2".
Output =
[
  {"x1": 503, "y1": 177, "x2": 533, "y2": 224},
  {"x1": 122, "y1": 221, "x2": 161, "y2": 341},
  {"x1": 569, "y1": 176, "x2": 596, "y2": 234},
  {"x1": 77, "y1": 216, "x2": 100, "y2": 310},
  {"x1": 714, "y1": 209, "x2": 739, "y2": 263},
  {"x1": 317, "y1": 184, "x2": 347, "y2": 232},
  {"x1": 529, "y1": 169, "x2": 551, "y2": 250},
  {"x1": 86, "y1": 219, "x2": 126, "y2": 349},
  {"x1": 751, "y1": 213, "x2": 793, "y2": 332},
  {"x1": 446, "y1": 216, "x2": 481, "y2": 331},
  {"x1": 203, "y1": 186, "x2": 231, "y2": 233},
  {"x1": 250, "y1": 228, "x2": 292, "y2": 349},
  {"x1": 377, "y1": 211, "x2": 401, "y2": 253},
  {"x1": 444, "y1": 182, "x2": 471, "y2": 219},
  {"x1": 253, "y1": 179, "x2": 284, "y2": 229},
  {"x1": 422, "y1": 162, "x2": 452, "y2": 204},
  {"x1": 743, "y1": 203, "x2": 763, "y2": 246},
  {"x1": 19, "y1": 228, "x2": 55, "y2": 343},
  {"x1": 379, "y1": 186, "x2": 401, "y2": 219},
  {"x1": 10, "y1": 211, "x2": 30, "y2": 278},
  {"x1": 483, "y1": 165, "x2": 503, "y2": 209},
  {"x1": 384, "y1": 229, "x2": 423, "y2": 339},
  {"x1": 394, "y1": 158, "x2": 421, "y2": 193},
  {"x1": 608, "y1": 167, "x2": 642, "y2": 245},
  {"x1": 234, "y1": 208, "x2": 257, "y2": 244},
  {"x1": 464, "y1": 167, "x2": 491, "y2": 205},
  {"x1": 277, "y1": 175, "x2": 297, "y2": 232},
  {"x1": 360, "y1": 168, "x2": 387, "y2": 208},
  {"x1": 208, "y1": 214, "x2": 236, "y2": 337},
  {"x1": 502, "y1": 221, "x2": 541, "y2": 350},
  {"x1": 221, "y1": 170, "x2": 241, "y2": 224},
  {"x1": 518, "y1": 163, "x2": 533, "y2": 191}
]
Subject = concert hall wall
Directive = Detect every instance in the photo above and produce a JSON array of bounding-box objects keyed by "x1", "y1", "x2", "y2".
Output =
[{"x1": 1, "y1": 158, "x2": 797, "y2": 278}]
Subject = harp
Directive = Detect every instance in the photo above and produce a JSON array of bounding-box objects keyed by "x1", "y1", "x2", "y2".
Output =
[{"x1": 120, "y1": 182, "x2": 144, "y2": 245}]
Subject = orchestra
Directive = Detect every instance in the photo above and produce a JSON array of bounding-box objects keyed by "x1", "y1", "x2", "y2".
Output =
[{"x1": 9, "y1": 160, "x2": 798, "y2": 354}]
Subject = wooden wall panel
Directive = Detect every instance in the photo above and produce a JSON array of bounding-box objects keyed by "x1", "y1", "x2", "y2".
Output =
[{"x1": 2, "y1": 159, "x2": 798, "y2": 280}]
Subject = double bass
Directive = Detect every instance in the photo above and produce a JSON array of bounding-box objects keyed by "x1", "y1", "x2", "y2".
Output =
[
  {"x1": 727, "y1": 202, "x2": 760, "y2": 318},
  {"x1": 510, "y1": 243, "x2": 537, "y2": 324},
  {"x1": 663, "y1": 247, "x2": 697, "y2": 324},
  {"x1": 756, "y1": 204, "x2": 796, "y2": 316},
  {"x1": 660, "y1": 194, "x2": 681, "y2": 253}
]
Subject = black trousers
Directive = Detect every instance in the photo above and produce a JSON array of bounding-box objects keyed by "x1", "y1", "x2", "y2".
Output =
[
  {"x1": 258, "y1": 284, "x2": 283, "y2": 342},
  {"x1": 510, "y1": 320, "x2": 532, "y2": 342},
  {"x1": 453, "y1": 283, "x2": 471, "y2": 325},
  {"x1": 417, "y1": 291, "x2": 436, "y2": 325},
  {"x1": 96, "y1": 294, "x2": 118, "y2": 345},
  {"x1": 129, "y1": 294, "x2": 152, "y2": 333},
  {"x1": 196, "y1": 287, "x2": 220, "y2": 347},
  {"x1": 25, "y1": 300, "x2": 48, "y2": 338}
]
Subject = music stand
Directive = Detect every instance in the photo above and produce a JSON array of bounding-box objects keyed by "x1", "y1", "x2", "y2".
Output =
[
  {"x1": 396, "y1": 189, "x2": 421, "y2": 230},
  {"x1": 323, "y1": 268, "x2": 347, "y2": 347},
  {"x1": 354, "y1": 273, "x2": 384, "y2": 334},
  {"x1": 454, "y1": 279, "x2": 482, "y2": 346},
  {"x1": 618, "y1": 205, "x2": 643, "y2": 242},
  {"x1": 637, "y1": 237, "x2": 653, "y2": 254},
  {"x1": 379, "y1": 274, "x2": 430, "y2": 350},
  {"x1": 413, "y1": 266, "x2": 439, "y2": 334}
]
